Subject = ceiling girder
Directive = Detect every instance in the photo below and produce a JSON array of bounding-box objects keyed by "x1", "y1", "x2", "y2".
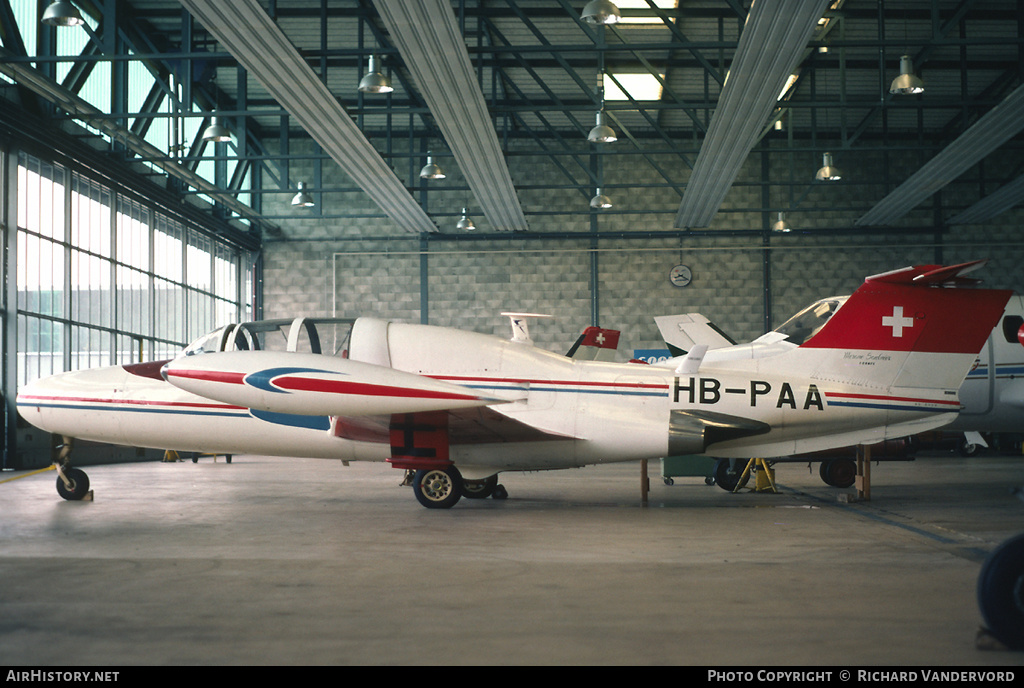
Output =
[
  {"x1": 856, "y1": 83, "x2": 1024, "y2": 227},
  {"x1": 674, "y1": 0, "x2": 831, "y2": 229},
  {"x1": 373, "y1": 0, "x2": 527, "y2": 231},
  {"x1": 178, "y1": 0, "x2": 439, "y2": 234}
]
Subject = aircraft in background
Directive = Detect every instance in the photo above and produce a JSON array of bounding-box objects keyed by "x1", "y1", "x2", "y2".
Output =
[
  {"x1": 657, "y1": 277, "x2": 1024, "y2": 485},
  {"x1": 945, "y1": 294, "x2": 1024, "y2": 453},
  {"x1": 16, "y1": 262, "x2": 1010, "y2": 509}
]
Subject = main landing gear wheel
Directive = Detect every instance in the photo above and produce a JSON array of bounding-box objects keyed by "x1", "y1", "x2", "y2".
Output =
[
  {"x1": 412, "y1": 466, "x2": 463, "y2": 509},
  {"x1": 714, "y1": 458, "x2": 749, "y2": 492},
  {"x1": 977, "y1": 533, "x2": 1024, "y2": 650},
  {"x1": 56, "y1": 467, "x2": 90, "y2": 501},
  {"x1": 819, "y1": 459, "x2": 857, "y2": 488},
  {"x1": 462, "y1": 475, "x2": 498, "y2": 499},
  {"x1": 959, "y1": 437, "x2": 983, "y2": 457}
]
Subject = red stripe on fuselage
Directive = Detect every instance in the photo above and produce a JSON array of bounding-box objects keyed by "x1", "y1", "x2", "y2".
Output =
[
  {"x1": 272, "y1": 375, "x2": 483, "y2": 401},
  {"x1": 164, "y1": 369, "x2": 247, "y2": 385},
  {"x1": 825, "y1": 391, "x2": 959, "y2": 407},
  {"x1": 430, "y1": 374, "x2": 670, "y2": 391},
  {"x1": 18, "y1": 393, "x2": 245, "y2": 410}
]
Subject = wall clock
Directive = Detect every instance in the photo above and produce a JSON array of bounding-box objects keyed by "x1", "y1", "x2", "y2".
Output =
[{"x1": 669, "y1": 264, "x2": 692, "y2": 287}]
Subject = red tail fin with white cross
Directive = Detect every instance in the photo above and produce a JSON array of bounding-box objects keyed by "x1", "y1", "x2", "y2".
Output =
[{"x1": 799, "y1": 260, "x2": 1011, "y2": 391}]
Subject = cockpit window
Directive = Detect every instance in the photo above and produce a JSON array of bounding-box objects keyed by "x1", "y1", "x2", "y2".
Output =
[
  {"x1": 177, "y1": 318, "x2": 356, "y2": 358},
  {"x1": 180, "y1": 326, "x2": 232, "y2": 357},
  {"x1": 774, "y1": 297, "x2": 848, "y2": 346}
]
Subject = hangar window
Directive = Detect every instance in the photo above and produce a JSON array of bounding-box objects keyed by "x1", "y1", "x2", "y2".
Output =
[{"x1": 14, "y1": 151, "x2": 255, "y2": 386}]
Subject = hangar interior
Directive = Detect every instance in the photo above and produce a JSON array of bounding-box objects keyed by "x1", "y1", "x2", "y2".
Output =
[
  {"x1": 3, "y1": 0, "x2": 1024, "y2": 666},
  {"x1": 3, "y1": 2, "x2": 1024, "y2": 452}
]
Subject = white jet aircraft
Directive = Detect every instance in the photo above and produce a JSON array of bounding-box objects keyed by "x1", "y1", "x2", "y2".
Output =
[{"x1": 16, "y1": 261, "x2": 1011, "y2": 509}]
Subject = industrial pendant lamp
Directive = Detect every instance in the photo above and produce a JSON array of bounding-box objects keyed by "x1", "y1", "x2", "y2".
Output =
[
  {"x1": 815, "y1": 152, "x2": 841, "y2": 181},
  {"x1": 419, "y1": 154, "x2": 446, "y2": 180},
  {"x1": 771, "y1": 212, "x2": 792, "y2": 233},
  {"x1": 590, "y1": 188, "x2": 613, "y2": 209},
  {"x1": 41, "y1": 0, "x2": 84, "y2": 26},
  {"x1": 581, "y1": 0, "x2": 621, "y2": 25},
  {"x1": 358, "y1": 55, "x2": 393, "y2": 94},
  {"x1": 291, "y1": 182, "x2": 314, "y2": 207},
  {"x1": 456, "y1": 207, "x2": 476, "y2": 231},
  {"x1": 201, "y1": 116, "x2": 232, "y2": 143},
  {"x1": 889, "y1": 55, "x2": 925, "y2": 95},
  {"x1": 587, "y1": 110, "x2": 617, "y2": 143}
]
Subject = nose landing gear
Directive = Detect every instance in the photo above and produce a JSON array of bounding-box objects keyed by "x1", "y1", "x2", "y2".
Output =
[{"x1": 54, "y1": 437, "x2": 92, "y2": 501}]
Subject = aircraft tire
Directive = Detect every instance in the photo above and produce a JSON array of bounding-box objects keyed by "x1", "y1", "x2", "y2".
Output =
[
  {"x1": 959, "y1": 438, "x2": 982, "y2": 457},
  {"x1": 56, "y1": 467, "x2": 90, "y2": 501},
  {"x1": 413, "y1": 467, "x2": 463, "y2": 509},
  {"x1": 977, "y1": 533, "x2": 1024, "y2": 650},
  {"x1": 462, "y1": 474, "x2": 498, "y2": 499},
  {"x1": 819, "y1": 459, "x2": 856, "y2": 488},
  {"x1": 714, "y1": 459, "x2": 748, "y2": 492}
]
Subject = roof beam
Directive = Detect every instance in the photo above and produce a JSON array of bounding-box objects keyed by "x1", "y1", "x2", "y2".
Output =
[
  {"x1": 674, "y1": 0, "x2": 830, "y2": 229},
  {"x1": 0, "y1": 44, "x2": 272, "y2": 237},
  {"x1": 178, "y1": 0, "x2": 438, "y2": 233},
  {"x1": 856, "y1": 83, "x2": 1024, "y2": 227},
  {"x1": 373, "y1": 0, "x2": 527, "y2": 231}
]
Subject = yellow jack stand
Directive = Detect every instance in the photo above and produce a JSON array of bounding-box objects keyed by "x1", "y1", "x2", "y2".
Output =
[{"x1": 733, "y1": 457, "x2": 778, "y2": 493}]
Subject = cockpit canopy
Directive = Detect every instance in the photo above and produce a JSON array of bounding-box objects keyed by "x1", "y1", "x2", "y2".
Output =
[
  {"x1": 773, "y1": 296, "x2": 848, "y2": 346},
  {"x1": 179, "y1": 317, "x2": 356, "y2": 358}
]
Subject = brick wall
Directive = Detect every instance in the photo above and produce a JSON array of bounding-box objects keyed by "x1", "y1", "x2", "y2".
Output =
[{"x1": 261, "y1": 140, "x2": 1024, "y2": 358}]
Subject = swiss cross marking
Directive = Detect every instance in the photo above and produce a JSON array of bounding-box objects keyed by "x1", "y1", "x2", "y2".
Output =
[{"x1": 882, "y1": 306, "x2": 915, "y2": 338}]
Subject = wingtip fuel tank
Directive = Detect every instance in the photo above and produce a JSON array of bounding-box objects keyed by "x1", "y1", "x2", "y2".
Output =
[{"x1": 162, "y1": 350, "x2": 506, "y2": 418}]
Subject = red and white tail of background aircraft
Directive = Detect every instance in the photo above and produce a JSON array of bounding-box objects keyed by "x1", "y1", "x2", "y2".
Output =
[{"x1": 15, "y1": 261, "x2": 1012, "y2": 509}]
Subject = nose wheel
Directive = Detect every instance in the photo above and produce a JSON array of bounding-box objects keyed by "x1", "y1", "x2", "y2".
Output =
[
  {"x1": 53, "y1": 437, "x2": 92, "y2": 501},
  {"x1": 55, "y1": 465, "x2": 91, "y2": 501}
]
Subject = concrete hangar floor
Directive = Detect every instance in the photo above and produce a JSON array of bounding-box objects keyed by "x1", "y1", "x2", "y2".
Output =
[{"x1": 1, "y1": 451, "x2": 1023, "y2": 666}]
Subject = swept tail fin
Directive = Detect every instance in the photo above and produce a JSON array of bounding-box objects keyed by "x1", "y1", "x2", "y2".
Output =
[
  {"x1": 798, "y1": 260, "x2": 1011, "y2": 391},
  {"x1": 566, "y1": 326, "x2": 621, "y2": 360}
]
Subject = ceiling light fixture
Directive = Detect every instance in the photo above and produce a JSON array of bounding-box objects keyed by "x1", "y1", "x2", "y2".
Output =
[
  {"x1": 587, "y1": 110, "x2": 617, "y2": 143},
  {"x1": 456, "y1": 207, "x2": 476, "y2": 231},
  {"x1": 889, "y1": 55, "x2": 925, "y2": 95},
  {"x1": 291, "y1": 182, "x2": 314, "y2": 207},
  {"x1": 41, "y1": 1, "x2": 84, "y2": 26},
  {"x1": 815, "y1": 152, "x2": 841, "y2": 181},
  {"x1": 419, "y1": 154, "x2": 446, "y2": 180},
  {"x1": 582, "y1": 0, "x2": 621, "y2": 25},
  {"x1": 590, "y1": 189, "x2": 613, "y2": 209},
  {"x1": 771, "y1": 212, "x2": 792, "y2": 232},
  {"x1": 201, "y1": 115, "x2": 232, "y2": 143},
  {"x1": 358, "y1": 54, "x2": 393, "y2": 94}
]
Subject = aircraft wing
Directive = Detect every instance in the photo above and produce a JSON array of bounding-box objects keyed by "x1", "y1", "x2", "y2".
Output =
[
  {"x1": 329, "y1": 406, "x2": 573, "y2": 446},
  {"x1": 654, "y1": 313, "x2": 736, "y2": 356}
]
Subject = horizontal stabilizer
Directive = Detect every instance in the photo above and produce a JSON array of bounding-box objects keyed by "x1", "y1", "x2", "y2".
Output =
[
  {"x1": 668, "y1": 409, "x2": 771, "y2": 456},
  {"x1": 868, "y1": 259, "x2": 987, "y2": 286},
  {"x1": 163, "y1": 350, "x2": 506, "y2": 417},
  {"x1": 654, "y1": 313, "x2": 735, "y2": 356}
]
